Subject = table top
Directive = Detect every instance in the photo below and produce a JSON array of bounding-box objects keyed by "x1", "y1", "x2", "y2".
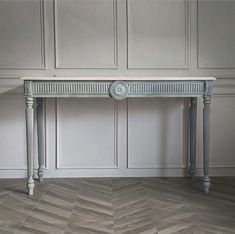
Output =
[{"x1": 21, "y1": 76, "x2": 216, "y2": 81}]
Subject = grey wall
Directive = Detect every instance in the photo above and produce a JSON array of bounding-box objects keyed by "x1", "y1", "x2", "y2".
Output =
[{"x1": 0, "y1": 0, "x2": 235, "y2": 178}]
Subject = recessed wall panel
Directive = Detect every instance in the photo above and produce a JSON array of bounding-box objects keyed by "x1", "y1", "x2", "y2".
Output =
[
  {"x1": 198, "y1": 0, "x2": 235, "y2": 69},
  {"x1": 56, "y1": 98, "x2": 117, "y2": 169},
  {"x1": 127, "y1": 98, "x2": 185, "y2": 169},
  {"x1": 0, "y1": 97, "x2": 27, "y2": 169},
  {"x1": 0, "y1": 0, "x2": 45, "y2": 69},
  {"x1": 55, "y1": 0, "x2": 117, "y2": 68},
  {"x1": 127, "y1": 0, "x2": 188, "y2": 69}
]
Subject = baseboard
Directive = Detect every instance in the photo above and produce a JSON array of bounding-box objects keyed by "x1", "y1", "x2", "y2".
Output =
[{"x1": 0, "y1": 167, "x2": 235, "y2": 179}]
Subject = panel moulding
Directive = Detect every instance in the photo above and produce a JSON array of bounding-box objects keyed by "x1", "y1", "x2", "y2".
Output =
[
  {"x1": 55, "y1": 99, "x2": 118, "y2": 169},
  {"x1": 54, "y1": 0, "x2": 118, "y2": 69},
  {"x1": 0, "y1": 0, "x2": 46, "y2": 70},
  {"x1": 127, "y1": 0, "x2": 189, "y2": 70},
  {"x1": 197, "y1": 0, "x2": 235, "y2": 70},
  {"x1": 126, "y1": 98, "x2": 188, "y2": 170}
]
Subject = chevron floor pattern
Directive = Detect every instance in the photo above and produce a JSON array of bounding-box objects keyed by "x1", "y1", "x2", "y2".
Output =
[{"x1": 0, "y1": 177, "x2": 235, "y2": 234}]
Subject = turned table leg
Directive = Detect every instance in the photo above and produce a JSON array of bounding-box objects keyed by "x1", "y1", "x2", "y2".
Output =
[
  {"x1": 37, "y1": 98, "x2": 45, "y2": 182},
  {"x1": 189, "y1": 97, "x2": 197, "y2": 177},
  {"x1": 26, "y1": 96, "x2": 35, "y2": 196},
  {"x1": 203, "y1": 95, "x2": 211, "y2": 193}
]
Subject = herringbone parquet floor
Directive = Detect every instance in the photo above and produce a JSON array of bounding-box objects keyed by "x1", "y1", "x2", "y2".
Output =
[{"x1": 0, "y1": 177, "x2": 235, "y2": 234}]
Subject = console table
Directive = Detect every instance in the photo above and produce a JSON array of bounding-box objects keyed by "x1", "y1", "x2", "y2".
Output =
[{"x1": 22, "y1": 77, "x2": 215, "y2": 195}]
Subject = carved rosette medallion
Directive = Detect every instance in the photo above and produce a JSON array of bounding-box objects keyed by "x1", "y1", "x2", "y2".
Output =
[{"x1": 109, "y1": 81, "x2": 129, "y2": 100}]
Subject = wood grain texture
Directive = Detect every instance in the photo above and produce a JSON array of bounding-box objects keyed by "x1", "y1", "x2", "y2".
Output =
[{"x1": 0, "y1": 177, "x2": 235, "y2": 233}]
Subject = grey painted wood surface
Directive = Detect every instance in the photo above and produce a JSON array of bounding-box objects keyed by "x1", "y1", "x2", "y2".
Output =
[
  {"x1": 189, "y1": 97, "x2": 197, "y2": 177},
  {"x1": 36, "y1": 98, "x2": 45, "y2": 182},
  {"x1": 0, "y1": 0, "x2": 235, "y2": 180},
  {"x1": 23, "y1": 79, "x2": 214, "y2": 195},
  {"x1": 25, "y1": 97, "x2": 35, "y2": 196},
  {"x1": 203, "y1": 95, "x2": 212, "y2": 193}
]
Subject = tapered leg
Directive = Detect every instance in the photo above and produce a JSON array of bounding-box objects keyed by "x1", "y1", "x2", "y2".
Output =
[
  {"x1": 203, "y1": 96, "x2": 211, "y2": 193},
  {"x1": 26, "y1": 96, "x2": 35, "y2": 196},
  {"x1": 37, "y1": 98, "x2": 45, "y2": 182},
  {"x1": 189, "y1": 97, "x2": 197, "y2": 177}
]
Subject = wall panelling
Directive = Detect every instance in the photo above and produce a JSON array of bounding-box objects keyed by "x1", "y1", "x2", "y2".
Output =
[
  {"x1": 127, "y1": 0, "x2": 188, "y2": 69},
  {"x1": 54, "y1": 0, "x2": 118, "y2": 69},
  {"x1": 0, "y1": 0, "x2": 235, "y2": 178},
  {"x1": 0, "y1": 0, "x2": 46, "y2": 69}
]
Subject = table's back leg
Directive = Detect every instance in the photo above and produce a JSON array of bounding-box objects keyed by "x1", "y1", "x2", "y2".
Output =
[
  {"x1": 203, "y1": 95, "x2": 211, "y2": 193},
  {"x1": 189, "y1": 97, "x2": 197, "y2": 177},
  {"x1": 37, "y1": 98, "x2": 45, "y2": 183},
  {"x1": 26, "y1": 96, "x2": 35, "y2": 196}
]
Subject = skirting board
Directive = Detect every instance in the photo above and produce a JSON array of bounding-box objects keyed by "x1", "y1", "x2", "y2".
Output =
[{"x1": 0, "y1": 167, "x2": 235, "y2": 178}]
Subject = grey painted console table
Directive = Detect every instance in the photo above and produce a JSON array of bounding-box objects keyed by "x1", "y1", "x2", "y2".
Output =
[{"x1": 22, "y1": 77, "x2": 216, "y2": 196}]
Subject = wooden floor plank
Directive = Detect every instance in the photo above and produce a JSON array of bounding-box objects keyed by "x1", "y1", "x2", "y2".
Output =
[{"x1": 0, "y1": 177, "x2": 234, "y2": 233}]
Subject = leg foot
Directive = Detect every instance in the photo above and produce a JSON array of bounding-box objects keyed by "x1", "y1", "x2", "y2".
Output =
[
  {"x1": 37, "y1": 166, "x2": 44, "y2": 183},
  {"x1": 203, "y1": 176, "x2": 210, "y2": 193},
  {"x1": 27, "y1": 176, "x2": 35, "y2": 196},
  {"x1": 189, "y1": 167, "x2": 196, "y2": 178}
]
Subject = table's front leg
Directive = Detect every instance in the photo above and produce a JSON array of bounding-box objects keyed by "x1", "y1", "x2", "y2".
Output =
[
  {"x1": 203, "y1": 95, "x2": 211, "y2": 193},
  {"x1": 189, "y1": 97, "x2": 197, "y2": 177},
  {"x1": 26, "y1": 96, "x2": 35, "y2": 196},
  {"x1": 37, "y1": 98, "x2": 45, "y2": 182}
]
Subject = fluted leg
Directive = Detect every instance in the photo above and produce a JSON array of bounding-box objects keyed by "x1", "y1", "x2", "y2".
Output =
[
  {"x1": 37, "y1": 98, "x2": 45, "y2": 183},
  {"x1": 26, "y1": 96, "x2": 35, "y2": 196},
  {"x1": 189, "y1": 97, "x2": 197, "y2": 177},
  {"x1": 203, "y1": 96, "x2": 211, "y2": 193}
]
